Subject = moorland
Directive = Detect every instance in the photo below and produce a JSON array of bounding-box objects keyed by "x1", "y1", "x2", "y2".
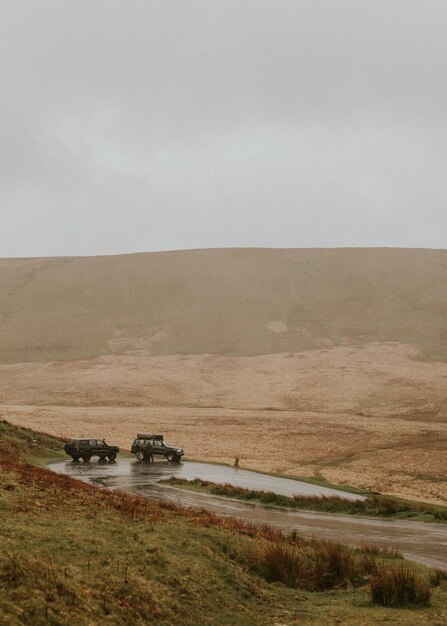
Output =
[
  {"x1": 1, "y1": 248, "x2": 446, "y2": 503},
  {"x1": 1, "y1": 419, "x2": 446, "y2": 625}
]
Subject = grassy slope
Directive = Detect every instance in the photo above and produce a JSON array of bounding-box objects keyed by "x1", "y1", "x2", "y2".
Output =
[
  {"x1": 1, "y1": 421, "x2": 447, "y2": 625},
  {"x1": 161, "y1": 477, "x2": 447, "y2": 523},
  {"x1": 1, "y1": 248, "x2": 447, "y2": 363}
]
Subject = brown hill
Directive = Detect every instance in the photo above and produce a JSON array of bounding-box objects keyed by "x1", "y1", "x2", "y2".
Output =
[
  {"x1": 1, "y1": 247, "x2": 447, "y2": 363},
  {"x1": 1, "y1": 343, "x2": 446, "y2": 415},
  {"x1": 1, "y1": 248, "x2": 447, "y2": 503}
]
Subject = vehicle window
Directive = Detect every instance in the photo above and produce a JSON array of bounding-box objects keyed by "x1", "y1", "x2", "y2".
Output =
[
  {"x1": 89, "y1": 439, "x2": 96, "y2": 446},
  {"x1": 97, "y1": 440, "x2": 105, "y2": 446}
]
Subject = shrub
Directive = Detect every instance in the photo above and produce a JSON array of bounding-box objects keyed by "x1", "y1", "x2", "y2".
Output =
[
  {"x1": 247, "y1": 538, "x2": 368, "y2": 591},
  {"x1": 370, "y1": 563, "x2": 431, "y2": 607},
  {"x1": 311, "y1": 539, "x2": 361, "y2": 589},
  {"x1": 360, "y1": 543, "x2": 403, "y2": 559},
  {"x1": 254, "y1": 542, "x2": 311, "y2": 588},
  {"x1": 360, "y1": 543, "x2": 382, "y2": 556},
  {"x1": 357, "y1": 553, "x2": 378, "y2": 576},
  {"x1": 164, "y1": 477, "x2": 447, "y2": 523},
  {"x1": 375, "y1": 497, "x2": 400, "y2": 516},
  {"x1": 429, "y1": 568, "x2": 447, "y2": 587}
]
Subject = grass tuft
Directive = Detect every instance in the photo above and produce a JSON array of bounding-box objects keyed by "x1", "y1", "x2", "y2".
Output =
[
  {"x1": 360, "y1": 543, "x2": 403, "y2": 559},
  {"x1": 1, "y1": 419, "x2": 446, "y2": 625},
  {"x1": 247, "y1": 538, "x2": 379, "y2": 591},
  {"x1": 370, "y1": 563, "x2": 431, "y2": 607},
  {"x1": 163, "y1": 477, "x2": 447, "y2": 523},
  {"x1": 430, "y1": 568, "x2": 447, "y2": 587}
]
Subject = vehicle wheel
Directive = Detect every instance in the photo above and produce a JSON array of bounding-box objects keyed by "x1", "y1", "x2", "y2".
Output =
[
  {"x1": 107, "y1": 452, "x2": 117, "y2": 461},
  {"x1": 82, "y1": 452, "x2": 92, "y2": 462},
  {"x1": 71, "y1": 456, "x2": 80, "y2": 462},
  {"x1": 166, "y1": 452, "x2": 176, "y2": 462}
]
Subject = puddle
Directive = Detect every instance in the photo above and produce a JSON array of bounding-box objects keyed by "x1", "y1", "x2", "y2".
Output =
[
  {"x1": 48, "y1": 458, "x2": 447, "y2": 570},
  {"x1": 49, "y1": 458, "x2": 364, "y2": 500}
]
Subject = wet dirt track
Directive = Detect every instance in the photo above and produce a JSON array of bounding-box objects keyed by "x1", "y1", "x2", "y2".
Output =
[{"x1": 49, "y1": 459, "x2": 447, "y2": 570}]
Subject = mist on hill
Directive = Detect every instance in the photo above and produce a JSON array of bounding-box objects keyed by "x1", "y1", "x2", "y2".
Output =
[{"x1": 1, "y1": 247, "x2": 447, "y2": 364}]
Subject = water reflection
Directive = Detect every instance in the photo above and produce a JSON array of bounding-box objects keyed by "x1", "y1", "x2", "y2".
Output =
[
  {"x1": 47, "y1": 459, "x2": 447, "y2": 570},
  {"x1": 52, "y1": 458, "x2": 364, "y2": 500}
]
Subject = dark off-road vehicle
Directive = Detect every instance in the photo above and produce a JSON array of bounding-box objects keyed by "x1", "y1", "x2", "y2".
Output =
[
  {"x1": 64, "y1": 438, "x2": 119, "y2": 462},
  {"x1": 131, "y1": 434, "x2": 184, "y2": 463}
]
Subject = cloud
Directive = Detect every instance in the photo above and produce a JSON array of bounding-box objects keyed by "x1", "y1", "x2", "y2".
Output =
[{"x1": 1, "y1": 0, "x2": 447, "y2": 256}]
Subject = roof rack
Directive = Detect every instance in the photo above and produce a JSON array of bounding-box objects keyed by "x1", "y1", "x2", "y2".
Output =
[{"x1": 137, "y1": 434, "x2": 163, "y2": 440}]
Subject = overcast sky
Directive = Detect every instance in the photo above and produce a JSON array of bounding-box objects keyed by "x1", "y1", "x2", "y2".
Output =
[{"x1": 1, "y1": 1, "x2": 447, "y2": 257}]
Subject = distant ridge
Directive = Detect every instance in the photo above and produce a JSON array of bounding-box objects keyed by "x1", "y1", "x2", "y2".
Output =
[{"x1": 1, "y1": 247, "x2": 447, "y2": 363}]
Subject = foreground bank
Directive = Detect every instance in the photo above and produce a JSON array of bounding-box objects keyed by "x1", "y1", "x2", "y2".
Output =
[
  {"x1": 1, "y1": 420, "x2": 447, "y2": 626},
  {"x1": 49, "y1": 456, "x2": 447, "y2": 571}
]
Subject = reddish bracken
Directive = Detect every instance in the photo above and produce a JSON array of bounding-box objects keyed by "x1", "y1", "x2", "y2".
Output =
[{"x1": 0, "y1": 442, "x2": 283, "y2": 540}]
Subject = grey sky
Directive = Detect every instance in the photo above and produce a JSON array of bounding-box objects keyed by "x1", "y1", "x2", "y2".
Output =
[{"x1": 1, "y1": 0, "x2": 447, "y2": 257}]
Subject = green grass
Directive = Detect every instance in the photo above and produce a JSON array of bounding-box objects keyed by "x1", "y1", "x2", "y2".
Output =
[
  {"x1": 1, "y1": 420, "x2": 447, "y2": 625},
  {"x1": 161, "y1": 477, "x2": 447, "y2": 523},
  {"x1": 0, "y1": 419, "x2": 67, "y2": 465},
  {"x1": 0, "y1": 419, "x2": 134, "y2": 465}
]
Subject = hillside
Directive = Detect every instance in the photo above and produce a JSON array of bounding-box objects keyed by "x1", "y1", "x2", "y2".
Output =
[
  {"x1": 1, "y1": 248, "x2": 447, "y2": 504},
  {"x1": 1, "y1": 248, "x2": 447, "y2": 363},
  {"x1": 1, "y1": 420, "x2": 447, "y2": 625}
]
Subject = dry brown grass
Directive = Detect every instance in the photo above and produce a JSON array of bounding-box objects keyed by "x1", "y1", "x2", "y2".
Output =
[
  {"x1": 370, "y1": 563, "x2": 432, "y2": 607},
  {"x1": 1, "y1": 248, "x2": 447, "y2": 505},
  {"x1": 247, "y1": 538, "x2": 367, "y2": 591},
  {"x1": 2, "y1": 342, "x2": 447, "y2": 414},
  {"x1": 2, "y1": 398, "x2": 446, "y2": 504},
  {"x1": 2, "y1": 248, "x2": 447, "y2": 362},
  {"x1": 0, "y1": 428, "x2": 283, "y2": 540},
  {"x1": 4, "y1": 420, "x2": 446, "y2": 626}
]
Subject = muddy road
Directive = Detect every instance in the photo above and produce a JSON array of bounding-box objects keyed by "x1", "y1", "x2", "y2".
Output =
[{"x1": 49, "y1": 459, "x2": 447, "y2": 570}]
